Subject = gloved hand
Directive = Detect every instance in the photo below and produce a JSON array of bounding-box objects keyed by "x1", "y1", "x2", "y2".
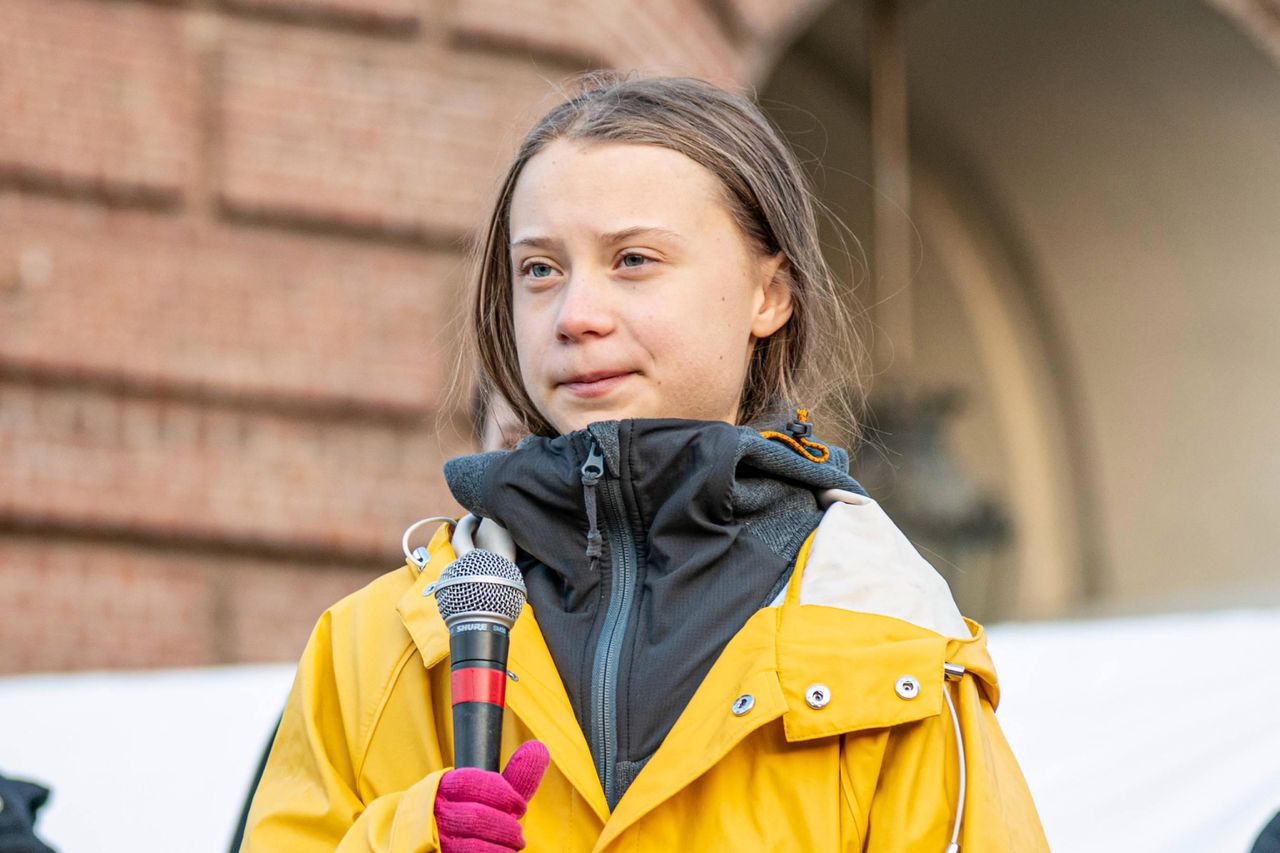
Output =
[{"x1": 434, "y1": 740, "x2": 550, "y2": 853}]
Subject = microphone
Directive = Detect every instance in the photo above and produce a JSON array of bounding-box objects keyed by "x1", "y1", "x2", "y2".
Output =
[{"x1": 427, "y1": 548, "x2": 527, "y2": 771}]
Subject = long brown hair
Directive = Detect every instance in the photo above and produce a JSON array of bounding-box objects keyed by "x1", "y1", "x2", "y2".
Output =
[{"x1": 466, "y1": 72, "x2": 864, "y2": 440}]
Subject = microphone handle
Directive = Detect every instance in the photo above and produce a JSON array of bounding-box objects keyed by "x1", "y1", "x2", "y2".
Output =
[{"x1": 448, "y1": 622, "x2": 511, "y2": 771}]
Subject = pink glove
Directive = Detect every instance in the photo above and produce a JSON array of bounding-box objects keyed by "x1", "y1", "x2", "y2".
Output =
[{"x1": 434, "y1": 741, "x2": 550, "y2": 853}]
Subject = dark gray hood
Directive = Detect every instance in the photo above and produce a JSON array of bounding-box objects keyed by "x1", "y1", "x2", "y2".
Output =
[{"x1": 445, "y1": 418, "x2": 865, "y2": 581}]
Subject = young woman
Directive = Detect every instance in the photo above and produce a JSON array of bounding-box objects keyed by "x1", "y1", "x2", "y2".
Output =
[{"x1": 242, "y1": 74, "x2": 1048, "y2": 852}]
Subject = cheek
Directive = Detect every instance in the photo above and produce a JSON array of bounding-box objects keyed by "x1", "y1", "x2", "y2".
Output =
[
  {"x1": 640, "y1": 310, "x2": 747, "y2": 380},
  {"x1": 649, "y1": 292, "x2": 750, "y2": 361},
  {"x1": 511, "y1": 303, "x2": 545, "y2": 385},
  {"x1": 628, "y1": 303, "x2": 689, "y2": 357},
  {"x1": 511, "y1": 290, "x2": 544, "y2": 346}
]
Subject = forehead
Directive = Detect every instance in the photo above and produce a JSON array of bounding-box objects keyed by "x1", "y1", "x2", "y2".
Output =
[{"x1": 508, "y1": 139, "x2": 732, "y2": 239}]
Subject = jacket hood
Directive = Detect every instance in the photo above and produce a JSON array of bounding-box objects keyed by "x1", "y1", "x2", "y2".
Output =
[{"x1": 444, "y1": 417, "x2": 866, "y2": 580}]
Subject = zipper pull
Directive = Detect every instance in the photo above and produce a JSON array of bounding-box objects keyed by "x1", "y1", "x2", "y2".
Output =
[
  {"x1": 580, "y1": 436, "x2": 604, "y2": 486},
  {"x1": 581, "y1": 436, "x2": 604, "y2": 568}
]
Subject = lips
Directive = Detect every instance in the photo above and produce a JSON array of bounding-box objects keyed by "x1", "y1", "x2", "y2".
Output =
[{"x1": 558, "y1": 370, "x2": 635, "y2": 398}]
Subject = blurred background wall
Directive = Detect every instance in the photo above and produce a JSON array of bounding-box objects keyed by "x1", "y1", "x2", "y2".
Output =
[{"x1": 2, "y1": 0, "x2": 1278, "y2": 675}]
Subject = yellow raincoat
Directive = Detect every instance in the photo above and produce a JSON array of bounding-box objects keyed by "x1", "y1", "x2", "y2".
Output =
[{"x1": 242, "y1": 493, "x2": 1048, "y2": 851}]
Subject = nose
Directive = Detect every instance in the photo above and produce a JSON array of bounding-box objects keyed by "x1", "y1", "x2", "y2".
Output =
[{"x1": 554, "y1": 274, "x2": 616, "y2": 342}]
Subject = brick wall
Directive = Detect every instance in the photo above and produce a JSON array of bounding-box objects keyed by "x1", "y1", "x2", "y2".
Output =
[{"x1": 0, "y1": 0, "x2": 819, "y2": 673}]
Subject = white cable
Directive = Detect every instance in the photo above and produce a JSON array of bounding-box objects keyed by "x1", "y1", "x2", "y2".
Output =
[
  {"x1": 401, "y1": 516, "x2": 457, "y2": 568},
  {"x1": 452, "y1": 513, "x2": 480, "y2": 555},
  {"x1": 944, "y1": 681, "x2": 967, "y2": 853},
  {"x1": 472, "y1": 517, "x2": 518, "y2": 561}
]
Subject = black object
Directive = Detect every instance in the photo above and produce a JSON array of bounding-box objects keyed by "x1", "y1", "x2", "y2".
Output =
[
  {"x1": 0, "y1": 772, "x2": 56, "y2": 853},
  {"x1": 448, "y1": 625, "x2": 511, "y2": 772},
  {"x1": 430, "y1": 548, "x2": 526, "y2": 772},
  {"x1": 228, "y1": 713, "x2": 281, "y2": 853},
  {"x1": 1253, "y1": 810, "x2": 1280, "y2": 853}
]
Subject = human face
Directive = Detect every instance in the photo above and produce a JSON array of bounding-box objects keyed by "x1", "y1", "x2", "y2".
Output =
[{"x1": 508, "y1": 139, "x2": 792, "y2": 435}]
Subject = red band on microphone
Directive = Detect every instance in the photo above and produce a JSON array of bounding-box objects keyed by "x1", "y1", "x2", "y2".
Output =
[{"x1": 451, "y1": 667, "x2": 508, "y2": 707}]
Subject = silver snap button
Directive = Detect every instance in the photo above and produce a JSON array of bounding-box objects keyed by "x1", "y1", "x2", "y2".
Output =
[
  {"x1": 804, "y1": 684, "x2": 831, "y2": 709},
  {"x1": 895, "y1": 675, "x2": 920, "y2": 700},
  {"x1": 731, "y1": 693, "x2": 755, "y2": 716},
  {"x1": 507, "y1": 670, "x2": 519, "y2": 682}
]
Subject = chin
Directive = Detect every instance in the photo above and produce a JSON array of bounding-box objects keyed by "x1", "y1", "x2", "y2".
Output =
[
  {"x1": 555, "y1": 413, "x2": 620, "y2": 434},
  {"x1": 548, "y1": 405, "x2": 644, "y2": 435}
]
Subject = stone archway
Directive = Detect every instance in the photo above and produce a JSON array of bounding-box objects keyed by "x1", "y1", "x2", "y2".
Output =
[{"x1": 755, "y1": 0, "x2": 1280, "y2": 616}]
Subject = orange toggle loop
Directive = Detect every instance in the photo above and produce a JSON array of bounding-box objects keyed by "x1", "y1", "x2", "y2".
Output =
[{"x1": 759, "y1": 408, "x2": 831, "y2": 464}]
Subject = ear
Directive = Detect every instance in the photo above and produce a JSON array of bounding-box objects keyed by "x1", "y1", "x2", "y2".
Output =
[{"x1": 750, "y1": 252, "x2": 794, "y2": 339}]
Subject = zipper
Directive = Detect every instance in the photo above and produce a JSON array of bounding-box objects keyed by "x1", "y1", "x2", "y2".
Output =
[
  {"x1": 580, "y1": 439, "x2": 604, "y2": 571},
  {"x1": 581, "y1": 433, "x2": 639, "y2": 809}
]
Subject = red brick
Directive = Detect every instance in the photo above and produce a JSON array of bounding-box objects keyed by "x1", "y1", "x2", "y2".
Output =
[
  {"x1": 0, "y1": 537, "x2": 395, "y2": 671},
  {"x1": 218, "y1": 32, "x2": 562, "y2": 237},
  {"x1": 0, "y1": 0, "x2": 195, "y2": 199},
  {"x1": 451, "y1": 0, "x2": 748, "y2": 87},
  {"x1": 0, "y1": 196, "x2": 462, "y2": 409},
  {"x1": 226, "y1": 562, "x2": 387, "y2": 662},
  {"x1": 0, "y1": 539, "x2": 214, "y2": 673},
  {"x1": 0, "y1": 382, "x2": 469, "y2": 553}
]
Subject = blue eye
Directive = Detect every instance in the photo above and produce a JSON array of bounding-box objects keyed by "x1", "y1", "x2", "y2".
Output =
[
  {"x1": 621, "y1": 254, "x2": 648, "y2": 268},
  {"x1": 526, "y1": 262, "x2": 554, "y2": 278}
]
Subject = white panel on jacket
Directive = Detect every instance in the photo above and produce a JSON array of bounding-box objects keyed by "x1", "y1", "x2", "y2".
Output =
[{"x1": 774, "y1": 489, "x2": 972, "y2": 639}]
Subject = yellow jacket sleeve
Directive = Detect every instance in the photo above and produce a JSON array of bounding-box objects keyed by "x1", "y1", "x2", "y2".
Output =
[
  {"x1": 240, "y1": 609, "x2": 446, "y2": 853},
  {"x1": 843, "y1": 675, "x2": 1049, "y2": 852}
]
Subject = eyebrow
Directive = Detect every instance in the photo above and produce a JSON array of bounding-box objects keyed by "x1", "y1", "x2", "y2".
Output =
[{"x1": 510, "y1": 225, "x2": 687, "y2": 252}]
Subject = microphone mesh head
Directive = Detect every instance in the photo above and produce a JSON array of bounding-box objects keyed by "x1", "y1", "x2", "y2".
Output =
[{"x1": 435, "y1": 549, "x2": 526, "y2": 626}]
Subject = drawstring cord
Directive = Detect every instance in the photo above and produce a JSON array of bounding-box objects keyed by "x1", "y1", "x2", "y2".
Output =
[
  {"x1": 759, "y1": 408, "x2": 831, "y2": 464},
  {"x1": 580, "y1": 436, "x2": 605, "y2": 571},
  {"x1": 943, "y1": 663, "x2": 968, "y2": 853}
]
